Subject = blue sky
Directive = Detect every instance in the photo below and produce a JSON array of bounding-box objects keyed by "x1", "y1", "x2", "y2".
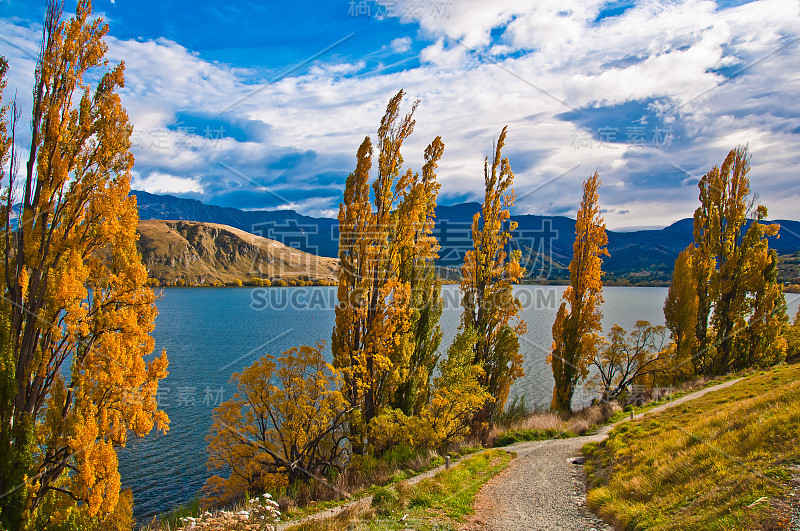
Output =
[{"x1": 1, "y1": 0, "x2": 799, "y2": 229}]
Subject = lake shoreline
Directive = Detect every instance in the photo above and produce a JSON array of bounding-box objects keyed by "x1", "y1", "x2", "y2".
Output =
[{"x1": 148, "y1": 281, "x2": 673, "y2": 289}]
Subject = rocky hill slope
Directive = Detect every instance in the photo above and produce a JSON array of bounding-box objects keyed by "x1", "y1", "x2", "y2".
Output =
[{"x1": 137, "y1": 220, "x2": 338, "y2": 286}]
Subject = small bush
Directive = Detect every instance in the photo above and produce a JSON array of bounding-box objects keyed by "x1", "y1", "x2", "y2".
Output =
[
  {"x1": 371, "y1": 487, "x2": 400, "y2": 516},
  {"x1": 381, "y1": 444, "x2": 416, "y2": 465},
  {"x1": 371, "y1": 487, "x2": 399, "y2": 507},
  {"x1": 457, "y1": 444, "x2": 483, "y2": 456},
  {"x1": 159, "y1": 496, "x2": 201, "y2": 529},
  {"x1": 390, "y1": 470, "x2": 408, "y2": 483},
  {"x1": 495, "y1": 395, "x2": 532, "y2": 427}
]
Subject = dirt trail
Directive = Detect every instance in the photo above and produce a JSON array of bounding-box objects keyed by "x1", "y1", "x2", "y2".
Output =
[
  {"x1": 462, "y1": 378, "x2": 743, "y2": 531},
  {"x1": 275, "y1": 379, "x2": 742, "y2": 530}
]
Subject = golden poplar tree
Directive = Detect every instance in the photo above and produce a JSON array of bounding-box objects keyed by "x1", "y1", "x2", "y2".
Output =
[
  {"x1": 331, "y1": 90, "x2": 444, "y2": 452},
  {"x1": 0, "y1": 2, "x2": 168, "y2": 528},
  {"x1": 457, "y1": 126, "x2": 526, "y2": 424},
  {"x1": 690, "y1": 147, "x2": 787, "y2": 375},
  {"x1": 738, "y1": 242, "x2": 787, "y2": 368},
  {"x1": 549, "y1": 172, "x2": 608, "y2": 412},
  {"x1": 392, "y1": 138, "x2": 445, "y2": 416},
  {"x1": 663, "y1": 247, "x2": 699, "y2": 378}
]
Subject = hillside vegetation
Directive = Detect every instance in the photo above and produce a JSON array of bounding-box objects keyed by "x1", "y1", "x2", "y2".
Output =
[
  {"x1": 137, "y1": 219, "x2": 338, "y2": 286},
  {"x1": 583, "y1": 364, "x2": 800, "y2": 530}
]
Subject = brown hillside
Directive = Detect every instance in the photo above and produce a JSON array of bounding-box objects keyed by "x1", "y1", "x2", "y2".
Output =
[{"x1": 137, "y1": 220, "x2": 338, "y2": 286}]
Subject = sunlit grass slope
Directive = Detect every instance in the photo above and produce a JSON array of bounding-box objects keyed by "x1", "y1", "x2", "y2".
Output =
[{"x1": 583, "y1": 364, "x2": 800, "y2": 530}]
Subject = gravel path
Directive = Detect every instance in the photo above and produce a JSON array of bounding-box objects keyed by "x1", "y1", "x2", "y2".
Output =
[{"x1": 462, "y1": 378, "x2": 743, "y2": 531}]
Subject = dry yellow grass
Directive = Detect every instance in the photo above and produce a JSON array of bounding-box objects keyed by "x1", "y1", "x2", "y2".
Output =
[
  {"x1": 583, "y1": 363, "x2": 800, "y2": 530},
  {"x1": 487, "y1": 402, "x2": 621, "y2": 447}
]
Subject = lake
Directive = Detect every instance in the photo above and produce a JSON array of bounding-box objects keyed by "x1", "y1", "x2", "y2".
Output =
[{"x1": 119, "y1": 285, "x2": 800, "y2": 520}]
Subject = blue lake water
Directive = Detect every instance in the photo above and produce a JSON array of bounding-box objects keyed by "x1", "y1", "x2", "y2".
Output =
[{"x1": 119, "y1": 286, "x2": 800, "y2": 520}]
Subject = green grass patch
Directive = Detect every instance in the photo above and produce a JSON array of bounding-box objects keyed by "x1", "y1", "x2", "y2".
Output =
[
  {"x1": 583, "y1": 364, "x2": 800, "y2": 530},
  {"x1": 155, "y1": 496, "x2": 201, "y2": 529},
  {"x1": 281, "y1": 446, "x2": 465, "y2": 522},
  {"x1": 288, "y1": 449, "x2": 513, "y2": 530}
]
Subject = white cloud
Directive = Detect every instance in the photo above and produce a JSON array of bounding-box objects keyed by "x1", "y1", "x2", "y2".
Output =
[
  {"x1": 390, "y1": 36, "x2": 412, "y2": 53},
  {"x1": 503, "y1": 0, "x2": 601, "y2": 53},
  {"x1": 3, "y1": 0, "x2": 800, "y2": 225},
  {"x1": 393, "y1": 0, "x2": 534, "y2": 48},
  {"x1": 308, "y1": 60, "x2": 366, "y2": 76},
  {"x1": 132, "y1": 172, "x2": 204, "y2": 195},
  {"x1": 419, "y1": 38, "x2": 468, "y2": 68}
]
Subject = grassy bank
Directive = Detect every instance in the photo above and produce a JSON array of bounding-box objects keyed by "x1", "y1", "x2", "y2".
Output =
[
  {"x1": 142, "y1": 446, "x2": 463, "y2": 530},
  {"x1": 583, "y1": 364, "x2": 800, "y2": 530},
  {"x1": 488, "y1": 371, "x2": 747, "y2": 449},
  {"x1": 285, "y1": 449, "x2": 512, "y2": 531},
  {"x1": 604, "y1": 370, "x2": 746, "y2": 425}
]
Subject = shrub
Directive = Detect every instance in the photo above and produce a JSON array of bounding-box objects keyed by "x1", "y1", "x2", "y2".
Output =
[
  {"x1": 371, "y1": 487, "x2": 400, "y2": 516},
  {"x1": 204, "y1": 343, "x2": 348, "y2": 507},
  {"x1": 495, "y1": 395, "x2": 531, "y2": 427}
]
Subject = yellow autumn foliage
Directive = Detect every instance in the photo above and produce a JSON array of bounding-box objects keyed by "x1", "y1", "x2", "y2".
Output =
[
  {"x1": 458, "y1": 126, "x2": 526, "y2": 423},
  {"x1": 369, "y1": 328, "x2": 490, "y2": 453},
  {"x1": 549, "y1": 171, "x2": 608, "y2": 412},
  {"x1": 0, "y1": 2, "x2": 168, "y2": 528},
  {"x1": 204, "y1": 344, "x2": 348, "y2": 505},
  {"x1": 332, "y1": 90, "x2": 444, "y2": 451},
  {"x1": 690, "y1": 147, "x2": 787, "y2": 375}
]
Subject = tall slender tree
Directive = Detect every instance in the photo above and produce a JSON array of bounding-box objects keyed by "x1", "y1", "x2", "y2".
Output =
[
  {"x1": 690, "y1": 147, "x2": 787, "y2": 375},
  {"x1": 737, "y1": 243, "x2": 787, "y2": 369},
  {"x1": 391, "y1": 138, "x2": 444, "y2": 415},
  {"x1": 549, "y1": 172, "x2": 608, "y2": 412},
  {"x1": 0, "y1": 2, "x2": 168, "y2": 528},
  {"x1": 331, "y1": 90, "x2": 444, "y2": 452},
  {"x1": 456, "y1": 126, "x2": 526, "y2": 424}
]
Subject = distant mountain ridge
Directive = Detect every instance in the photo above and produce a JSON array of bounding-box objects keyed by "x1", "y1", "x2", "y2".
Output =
[{"x1": 132, "y1": 191, "x2": 800, "y2": 283}]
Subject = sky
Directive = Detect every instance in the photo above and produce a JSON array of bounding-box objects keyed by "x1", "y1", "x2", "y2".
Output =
[{"x1": 1, "y1": 0, "x2": 799, "y2": 229}]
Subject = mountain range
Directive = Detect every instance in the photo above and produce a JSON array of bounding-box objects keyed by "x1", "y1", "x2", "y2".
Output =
[{"x1": 133, "y1": 191, "x2": 800, "y2": 286}]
